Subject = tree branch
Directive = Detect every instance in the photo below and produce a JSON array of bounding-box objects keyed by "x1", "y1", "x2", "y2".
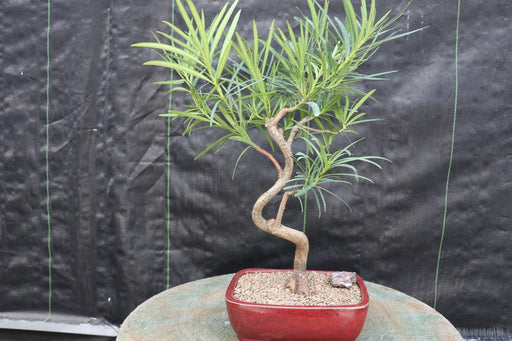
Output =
[
  {"x1": 299, "y1": 124, "x2": 346, "y2": 135},
  {"x1": 275, "y1": 191, "x2": 292, "y2": 226},
  {"x1": 271, "y1": 107, "x2": 292, "y2": 125},
  {"x1": 253, "y1": 145, "x2": 283, "y2": 176},
  {"x1": 288, "y1": 116, "x2": 311, "y2": 145}
]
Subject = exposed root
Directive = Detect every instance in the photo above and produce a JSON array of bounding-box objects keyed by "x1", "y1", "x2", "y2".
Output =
[{"x1": 285, "y1": 271, "x2": 310, "y2": 296}]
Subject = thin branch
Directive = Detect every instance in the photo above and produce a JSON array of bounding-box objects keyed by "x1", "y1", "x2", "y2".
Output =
[
  {"x1": 288, "y1": 116, "x2": 311, "y2": 145},
  {"x1": 275, "y1": 191, "x2": 292, "y2": 226},
  {"x1": 301, "y1": 125, "x2": 344, "y2": 135},
  {"x1": 253, "y1": 145, "x2": 283, "y2": 176},
  {"x1": 297, "y1": 118, "x2": 346, "y2": 135},
  {"x1": 271, "y1": 107, "x2": 292, "y2": 125}
]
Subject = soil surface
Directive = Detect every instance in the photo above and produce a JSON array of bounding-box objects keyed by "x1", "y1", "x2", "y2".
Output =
[{"x1": 233, "y1": 271, "x2": 362, "y2": 306}]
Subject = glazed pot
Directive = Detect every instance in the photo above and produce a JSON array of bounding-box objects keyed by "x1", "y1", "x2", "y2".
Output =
[{"x1": 225, "y1": 268, "x2": 369, "y2": 341}]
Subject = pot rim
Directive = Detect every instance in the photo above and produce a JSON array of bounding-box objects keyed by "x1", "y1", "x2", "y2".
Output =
[{"x1": 225, "y1": 268, "x2": 370, "y2": 310}]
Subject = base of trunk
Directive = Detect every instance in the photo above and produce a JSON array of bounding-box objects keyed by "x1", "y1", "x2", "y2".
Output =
[{"x1": 284, "y1": 271, "x2": 309, "y2": 295}]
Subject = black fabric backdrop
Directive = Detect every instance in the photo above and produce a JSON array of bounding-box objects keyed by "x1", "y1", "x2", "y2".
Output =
[{"x1": 1, "y1": 0, "x2": 511, "y2": 334}]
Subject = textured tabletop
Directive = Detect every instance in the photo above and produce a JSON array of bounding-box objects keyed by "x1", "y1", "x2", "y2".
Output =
[{"x1": 117, "y1": 273, "x2": 463, "y2": 341}]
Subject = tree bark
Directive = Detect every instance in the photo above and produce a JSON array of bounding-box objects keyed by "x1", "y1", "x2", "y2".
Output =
[{"x1": 251, "y1": 114, "x2": 310, "y2": 295}]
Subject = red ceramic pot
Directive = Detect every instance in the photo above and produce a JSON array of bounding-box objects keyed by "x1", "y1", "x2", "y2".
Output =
[{"x1": 225, "y1": 268, "x2": 369, "y2": 341}]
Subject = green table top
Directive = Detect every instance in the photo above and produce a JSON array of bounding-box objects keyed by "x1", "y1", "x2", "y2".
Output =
[{"x1": 117, "y1": 273, "x2": 463, "y2": 341}]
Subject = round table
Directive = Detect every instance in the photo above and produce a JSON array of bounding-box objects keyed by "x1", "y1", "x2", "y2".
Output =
[{"x1": 117, "y1": 273, "x2": 463, "y2": 341}]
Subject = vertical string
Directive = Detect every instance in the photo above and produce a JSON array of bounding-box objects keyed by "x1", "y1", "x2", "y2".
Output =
[
  {"x1": 166, "y1": 0, "x2": 176, "y2": 290},
  {"x1": 302, "y1": 192, "x2": 308, "y2": 233},
  {"x1": 434, "y1": 0, "x2": 461, "y2": 310},
  {"x1": 44, "y1": 0, "x2": 53, "y2": 320}
]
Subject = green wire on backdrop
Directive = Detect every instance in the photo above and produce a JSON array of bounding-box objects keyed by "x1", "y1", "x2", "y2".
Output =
[
  {"x1": 434, "y1": 0, "x2": 461, "y2": 310},
  {"x1": 302, "y1": 192, "x2": 308, "y2": 233},
  {"x1": 166, "y1": 0, "x2": 176, "y2": 290},
  {"x1": 45, "y1": 0, "x2": 53, "y2": 320}
]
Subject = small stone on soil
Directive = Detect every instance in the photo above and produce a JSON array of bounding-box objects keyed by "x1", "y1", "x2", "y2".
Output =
[
  {"x1": 233, "y1": 271, "x2": 362, "y2": 306},
  {"x1": 329, "y1": 271, "x2": 357, "y2": 288}
]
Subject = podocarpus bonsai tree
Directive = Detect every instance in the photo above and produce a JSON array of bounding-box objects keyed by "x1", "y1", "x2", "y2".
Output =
[{"x1": 134, "y1": 0, "x2": 414, "y2": 295}]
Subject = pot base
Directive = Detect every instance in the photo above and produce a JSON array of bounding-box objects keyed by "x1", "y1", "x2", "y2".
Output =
[{"x1": 225, "y1": 268, "x2": 370, "y2": 341}]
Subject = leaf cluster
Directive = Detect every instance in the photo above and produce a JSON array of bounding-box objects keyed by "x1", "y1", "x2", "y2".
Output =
[{"x1": 133, "y1": 0, "x2": 417, "y2": 214}]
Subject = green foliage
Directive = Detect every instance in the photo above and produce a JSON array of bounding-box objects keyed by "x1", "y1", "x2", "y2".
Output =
[
  {"x1": 286, "y1": 136, "x2": 388, "y2": 216},
  {"x1": 133, "y1": 0, "x2": 416, "y2": 213}
]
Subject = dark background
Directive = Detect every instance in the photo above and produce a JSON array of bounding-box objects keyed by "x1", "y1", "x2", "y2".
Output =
[{"x1": 1, "y1": 0, "x2": 511, "y2": 338}]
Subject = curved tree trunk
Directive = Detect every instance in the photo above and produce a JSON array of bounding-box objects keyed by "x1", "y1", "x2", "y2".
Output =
[{"x1": 251, "y1": 115, "x2": 310, "y2": 295}]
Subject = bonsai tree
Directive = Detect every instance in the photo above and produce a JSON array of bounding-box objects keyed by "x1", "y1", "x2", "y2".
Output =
[{"x1": 134, "y1": 0, "x2": 414, "y2": 295}]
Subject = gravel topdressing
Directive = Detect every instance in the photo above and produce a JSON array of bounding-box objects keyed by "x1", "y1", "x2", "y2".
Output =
[{"x1": 232, "y1": 271, "x2": 363, "y2": 306}]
